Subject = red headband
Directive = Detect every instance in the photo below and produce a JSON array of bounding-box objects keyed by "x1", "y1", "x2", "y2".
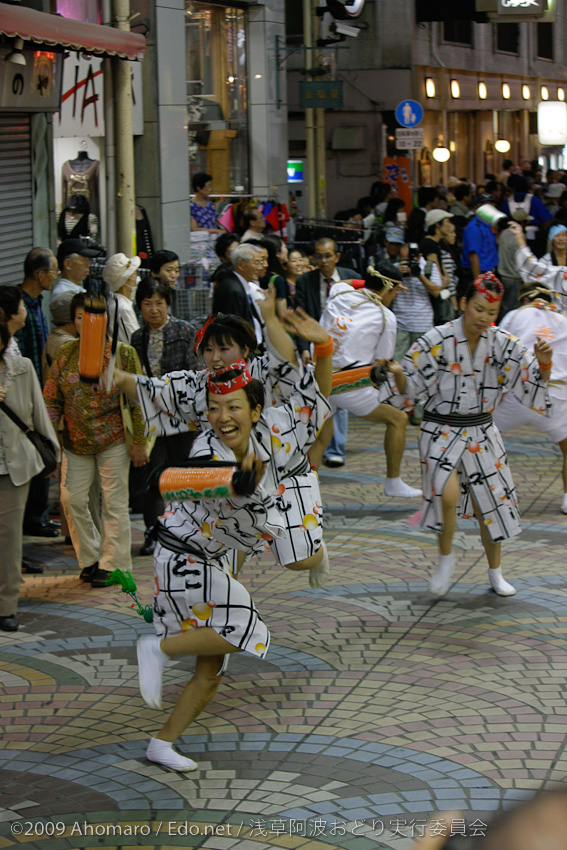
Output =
[
  {"x1": 207, "y1": 359, "x2": 252, "y2": 395},
  {"x1": 193, "y1": 314, "x2": 216, "y2": 354},
  {"x1": 472, "y1": 272, "x2": 505, "y2": 303}
]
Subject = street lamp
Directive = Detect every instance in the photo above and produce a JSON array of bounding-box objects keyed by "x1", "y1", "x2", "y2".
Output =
[
  {"x1": 432, "y1": 139, "x2": 450, "y2": 162},
  {"x1": 5, "y1": 38, "x2": 26, "y2": 66}
]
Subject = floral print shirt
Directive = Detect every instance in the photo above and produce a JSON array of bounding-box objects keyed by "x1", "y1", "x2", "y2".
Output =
[{"x1": 43, "y1": 338, "x2": 146, "y2": 455}]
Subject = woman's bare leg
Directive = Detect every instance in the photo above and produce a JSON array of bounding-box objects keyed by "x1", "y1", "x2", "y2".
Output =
[
  {"x1": 430, "y1": 470, "x2": 459, "y2": 595},
  {"x1": 157, "y1": 654, "x2": 225, "y2": 742},
  {"x1": 439, "y1": 470, "x2": 460, "y2": 556}
]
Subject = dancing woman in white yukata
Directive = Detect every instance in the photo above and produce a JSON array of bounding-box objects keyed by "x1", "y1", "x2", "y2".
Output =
[
  {"x1": 111, "y1": 316, "x2": 333, "y2": 772},
  {"x1": 375, "y1": 273, "x2": 553, "y2": 597}
]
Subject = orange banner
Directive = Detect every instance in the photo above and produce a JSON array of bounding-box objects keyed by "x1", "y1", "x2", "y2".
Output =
[{"x1": 383, "y1": 156, "x2": 412, "y2": 216}]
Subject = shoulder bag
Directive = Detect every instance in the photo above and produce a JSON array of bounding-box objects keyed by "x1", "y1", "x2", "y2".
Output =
[{"x1": 0, "y1": 401, "x2": 57, "y2": 477}]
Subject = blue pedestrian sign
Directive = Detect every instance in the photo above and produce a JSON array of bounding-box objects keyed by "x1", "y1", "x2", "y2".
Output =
[{"x1": 395, "y1": 100, "x2": 424, "y2": 128}]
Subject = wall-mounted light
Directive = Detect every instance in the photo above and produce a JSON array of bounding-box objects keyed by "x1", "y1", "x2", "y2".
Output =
[
  {"x1": 5, "y1": 37, "x2": 26, "y2": 66},
  {"x1": 541, "y1": 86, "x2": 549, "y2": 101},
  {"x1": 254, "y1": 74, "x2": 262, "y2": 79},
  {"x1": 494, "y1": 139, "x2": 511, "y2": 153},
  {"x1": 478, "y1": 81, "x2": 487, "y2": 100},
  {"x1": 558, "y1": 88, "x2": 565, "y2": 102},
  {"x1": 227, "y1": 75, "x2": 235, "y2": 83},
  {"x1": 450, "y1": 79, "x2": 460, "y2": 99},
  {"x1": 425, "y1": 77, "x2": 436, "y2": 98},
  {"x1": 432, "y1": 139, "x2": 450, "y2": 162},
  {"x1": 522, "y1": 85, "x2": 531, "y2": 100},
  {"x1": 449, "y1": 141, "x2": 456, "y2": 152},
  {"x1": 502, "y1": 83, "x2": 511, "y2": 100}
]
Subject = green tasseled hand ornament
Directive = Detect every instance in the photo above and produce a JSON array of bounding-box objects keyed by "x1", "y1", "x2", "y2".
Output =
[{"x1": 105, "y1": 569, "x2": 154, "y2": 623}]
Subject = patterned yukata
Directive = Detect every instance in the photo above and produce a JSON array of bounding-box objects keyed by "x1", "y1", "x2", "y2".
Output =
[
  {"x1": 381, "y1": 317, "x2": 551, "y2": 542},
  {"x1": 515, "y1": 245, "x2": 567, "y2": 314},
  {"x1": 495, "y1": 302, "x2": 567, "y2": 444},
  {"x1": 135, "y1": 354, "x2": 329, "y2": 565},
  {"x1": 153, "y1": 367, "x2": 330, "y2": 652}
]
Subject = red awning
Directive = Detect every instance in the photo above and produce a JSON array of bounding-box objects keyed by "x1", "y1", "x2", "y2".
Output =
[{"x1": 0, "y1": 3, "x2": 145, "y2": 61}]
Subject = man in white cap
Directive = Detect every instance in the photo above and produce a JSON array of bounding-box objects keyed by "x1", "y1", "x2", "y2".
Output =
[
  {"x1": 103, "y1": 253, "x2": 141, "y2": 344},
  {"x1": 421, "y1": 209, "x2": 455, "y2": 290}
]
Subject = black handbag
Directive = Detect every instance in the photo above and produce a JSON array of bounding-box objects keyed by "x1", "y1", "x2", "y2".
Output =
[{"x1": 0, "y1": 401, "x2": 58, "y2": 477}]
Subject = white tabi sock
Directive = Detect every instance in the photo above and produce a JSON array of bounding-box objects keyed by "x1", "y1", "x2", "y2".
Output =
[
  {"x1": 384, "y1": 477, "x2": 423, "y2": 499},
  {"x1": 561, "y1": 493, "x2": 567, "y2": 515},
  {"x1": 488, "y1": 567, "x2": 516, "y2": 597},
  {"x1": 146, "y1": 737, "x2": 198, "y2": 772},
  {"x1": 429, "y1": 553, "x2": 456, "y2": 596}
]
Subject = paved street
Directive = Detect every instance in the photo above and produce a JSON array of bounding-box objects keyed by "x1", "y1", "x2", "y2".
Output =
[{"x1": 1, "y1": 415, "x2": 566, "y2": 850}]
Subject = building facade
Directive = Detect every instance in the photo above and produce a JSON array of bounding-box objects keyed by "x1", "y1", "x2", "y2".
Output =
[{"x1": 286, "y1": 0, "x2": 567, "y2": 216}]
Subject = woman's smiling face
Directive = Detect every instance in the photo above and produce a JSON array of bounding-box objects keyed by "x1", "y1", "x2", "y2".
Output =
[{"x1": 207, "y1": 388, "x2": 261, "y2": 460}]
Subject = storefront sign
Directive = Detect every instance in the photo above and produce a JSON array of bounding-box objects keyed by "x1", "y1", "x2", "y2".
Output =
[
  {"x1": 299, "y1": 81, "x2": 344, "y2": 109},
  {"x1": 287, "y1": 160, "x2": 304, "y2": 183},
  {"x1": 538, "y1": 101, "x2": 567, "y2": 145},
  {"x1": 498, "y1": 0, "x2": 546, "y2": 14},
  {"x1": 395, "y1": 128, "x2": 424, "y2": 150},
  {"x1": 54, "y1": 54, "x2": 105, "y2": 137},
  {"x1": 0, "y1": 48, "x2": 63, "y2": 111},
  {"x1": 383, "y1": 156, "x2": 412, "y2": 215}
]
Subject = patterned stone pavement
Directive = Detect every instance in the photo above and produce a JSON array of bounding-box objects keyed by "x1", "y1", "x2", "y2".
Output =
[{"x1": 1, "y1": 417, "x2": 566, "y2": 849}]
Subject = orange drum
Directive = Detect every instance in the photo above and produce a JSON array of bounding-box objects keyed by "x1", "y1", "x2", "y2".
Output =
[
  {"x1": 331, "y1": 365, "x2": 373, "y2": 396},
  {"x1": 79, "y1": 295, "x2": 108, "y2": 383},
  {"x1": 159, "y1": 467, "x2": 237, "y2": 502}
]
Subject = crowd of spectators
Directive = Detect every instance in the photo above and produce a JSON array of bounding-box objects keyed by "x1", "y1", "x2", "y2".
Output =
[{"x1": 2, "y1": 159, "x2": 567, "y2": 631}]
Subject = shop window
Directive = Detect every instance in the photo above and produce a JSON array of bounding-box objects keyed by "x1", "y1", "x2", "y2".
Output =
[
  {"x1": 286, "y1": 0, "x2": 303, "y2": 39},
  {"x1": 495, "y1": 23, "x2": 519, "y2": 54},
  {"x1": 537, "y1": 23, "x2": 553, "y2": 60},
  {"x1": 443, "y1": 20, "x2": 473, "y2": 46},
  {"x1": 56, "y1": 0, "x2": 100, "y2": 24},
  {"x1": 186, "y1": 2, "x2": 249, "y2": 195}
]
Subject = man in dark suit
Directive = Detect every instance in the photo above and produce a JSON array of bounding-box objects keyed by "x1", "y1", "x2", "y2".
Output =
[
  {"x1": 295, "y1": 238, "x2": 352, "y2": 466},
  {"x1": 212, "y1": 243, "x2": 265, "y2": 347}
]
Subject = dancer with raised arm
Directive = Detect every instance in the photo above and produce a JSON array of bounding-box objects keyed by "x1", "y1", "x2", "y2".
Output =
[
  {"x1": 112, "y1": 304, "x2": 334, "y2": 586},
  {"x1": 135, "y1": 338, "x2": 332, "y2": 771},
  {"x1": 375, "y1": 273, "x2": 552, "y2": 597},
  {"x1": 495, "y1": 282, "x2": 567, "y2": 515}
]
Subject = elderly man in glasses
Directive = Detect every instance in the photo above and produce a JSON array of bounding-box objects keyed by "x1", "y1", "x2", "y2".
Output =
[{"x1": 295, "y1": 238, "x2": 353, "y2": 466}]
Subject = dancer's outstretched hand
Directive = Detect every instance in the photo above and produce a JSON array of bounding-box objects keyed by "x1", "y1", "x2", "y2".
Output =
[
  {"x1": 282, "y1": 307, "x2": 329, "y2": 345},
  {"x1": 534, "y1": 337, "x2": 552, "y2": 366},
  {"x1": 257, "y1": 283, "x2": 276, "y2": 321}
]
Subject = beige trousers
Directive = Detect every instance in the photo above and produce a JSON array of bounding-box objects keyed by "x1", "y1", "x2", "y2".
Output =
[
  {"x1": 0, "y1": 475, "x2": 30, "y2": 616},
  {"x1": 61, "y1": 443, "x2": 132, "y2": 572}
]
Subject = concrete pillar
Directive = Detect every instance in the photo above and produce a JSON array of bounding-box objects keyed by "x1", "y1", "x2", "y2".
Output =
[
  {"x1": 154, "y1": 0, "x2": 192, "y2": 259},
  {"x1": 247, "y1": 0, "x2": 288, "y2": 204},
  {"x1": 112, "y1": 0, "x2": 136, "y2": 256}
]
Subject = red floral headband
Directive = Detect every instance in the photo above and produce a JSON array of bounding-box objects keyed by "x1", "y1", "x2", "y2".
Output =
[
  {"x1": 207, "y1": 359, "x2": 253, "y2": 395},
  {"x1": 472, "y1": 272, "x2": 505, "y2": 303},
  {"x1": 193, "y1": 314, "x2": 216, "y2": 354}
]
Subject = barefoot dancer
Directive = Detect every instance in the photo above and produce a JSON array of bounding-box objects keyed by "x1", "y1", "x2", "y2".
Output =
[{"x1": 377, "y1": 273, "x2": 552, "y2": 596}]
